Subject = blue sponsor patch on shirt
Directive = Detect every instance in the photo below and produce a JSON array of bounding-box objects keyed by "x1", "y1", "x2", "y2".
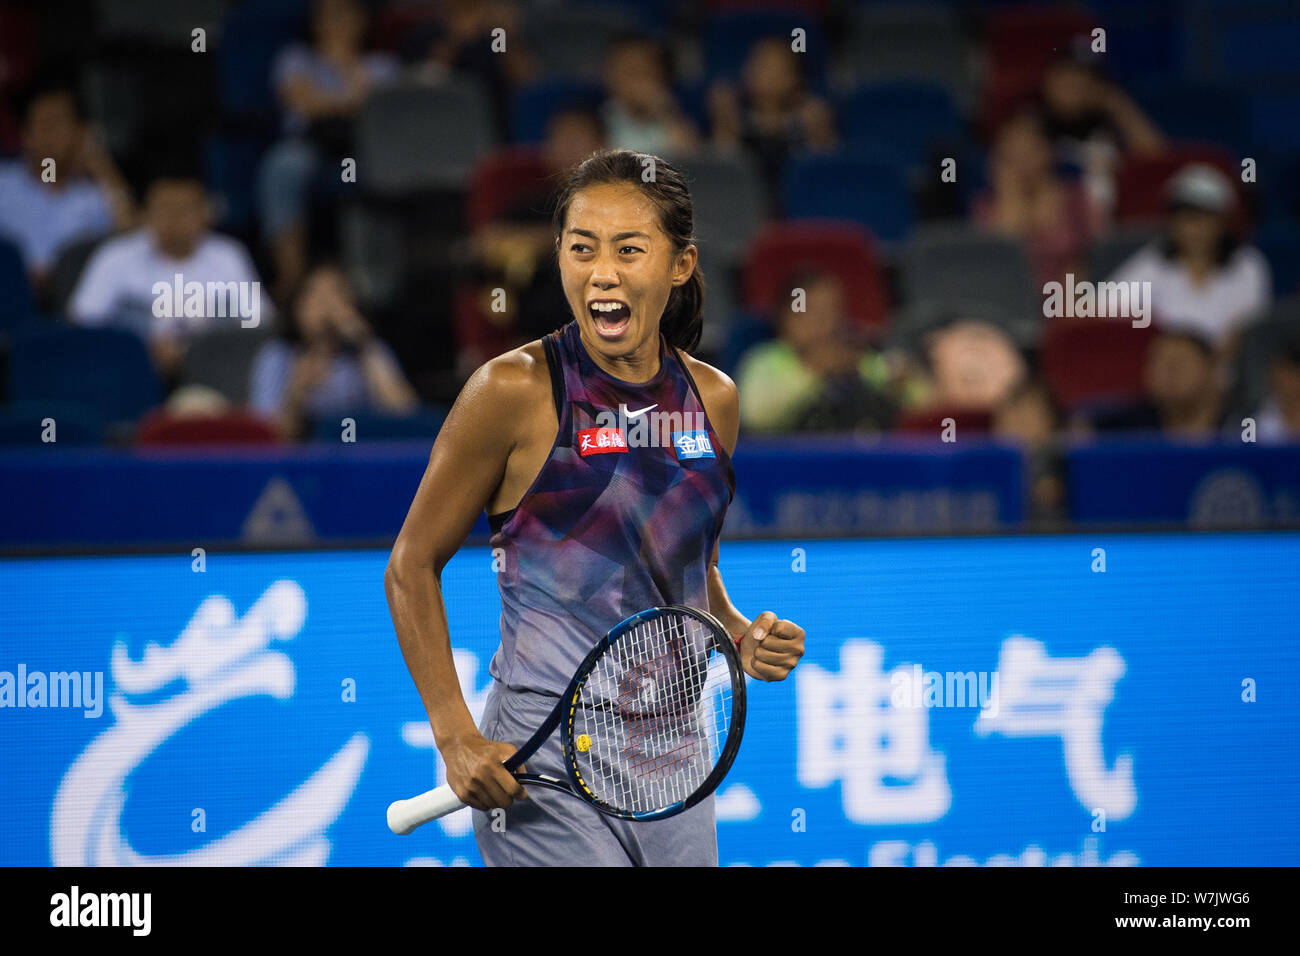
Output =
[{"x1": 672, "y1": 430, "x2": 715, "y2": 460}]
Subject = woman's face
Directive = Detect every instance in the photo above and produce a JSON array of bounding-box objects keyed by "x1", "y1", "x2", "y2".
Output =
[
  {"x1": 745, "y1": 40, "x2": 799, "y2": 100},
  {"x1": 295, "y1": 267, "x2": 352, "y2": 341},
  {"x1": 994, "y1": 116, "x2": 1052, "y2": 178},
  {"x1": 780, "y1": 277, "x2": 844, "y2": 350},
  {"x1": 312, "y1": 0, "x2": 364, "y2": 49},
  {"x1": 557, "y1": 182, "x2": 695, "y2": 365},
  {"x1": 1168, "y1": 208, "x2": 1225, "y2": 258}
]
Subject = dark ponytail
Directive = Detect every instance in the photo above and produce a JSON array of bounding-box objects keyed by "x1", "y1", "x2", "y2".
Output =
[{"x1": 551, "y1": 148, "x2": 705, "y2": 353}]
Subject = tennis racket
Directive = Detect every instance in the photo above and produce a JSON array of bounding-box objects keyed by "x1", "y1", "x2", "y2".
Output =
[{"x1": 387, "y1": 604, "x2": 746, "y2": 834}]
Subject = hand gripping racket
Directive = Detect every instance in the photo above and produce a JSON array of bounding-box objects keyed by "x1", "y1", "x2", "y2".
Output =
[{"x1": 387, "y1": 605, "x2": 746, "y2": 834}]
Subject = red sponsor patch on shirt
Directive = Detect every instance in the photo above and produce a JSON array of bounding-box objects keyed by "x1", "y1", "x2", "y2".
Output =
[{"x1": 577, "y1": 427, "x2": 628, "y2": 456}]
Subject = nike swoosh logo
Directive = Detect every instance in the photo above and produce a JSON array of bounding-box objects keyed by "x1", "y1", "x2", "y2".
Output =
[{"x1": 623, "y1": 404, "x2": 658, "y2": 419}]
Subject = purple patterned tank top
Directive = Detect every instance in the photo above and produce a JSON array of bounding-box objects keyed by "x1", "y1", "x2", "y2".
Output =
[{"x1": 487, "y1": 320, "x2": 735, "y2": 694}]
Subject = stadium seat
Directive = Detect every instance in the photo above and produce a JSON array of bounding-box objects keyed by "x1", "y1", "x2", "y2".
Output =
[
  {"x1": 898, "y1": 225, "x2": 1038, "y2": 326},
  {"x1": 835, "y1": 81, "x2": 965, "y2": 167},
  {"x1": 1229, "y1": 296, "x2": 1300, "y2": 415},
  {"x1": 371, "y1": 2, "x2": 443, "y2": 60},
  {"x1": 1087, "y1": 226, "x2": 1161, "y2": 281},
  {"x1": 665, "y1": 148, "x2": 767, "y2": 268},
  {"x1": 984, "y1": 4, "x2": 1096, "y2": 77},
  {"x1": 217, "y1": 0, "x2": 308, "y2": 120},
  {"x1": 979, "y1": 4, "x2": 1095, "y2": 134},
  {"x1": 308, "y1": 405, "x2": 449, "y2": 442},
  {"x1": 94, "y1": 0, "x2": 227, "y2": 46},
  {"x1": 522, "y1": 3, "x2": 647, "y2": 80},
  {"x1": 0, "y1": 236, "x2": 34, "y2": 331},
  {"x1": 741, "y1": 220, "x2": 889, "y2": 332},
  {"x1": 510, "y1": 77, "x2": 605, "y2": 144},
  {"x1": 1130, "y1": 80, "x2": 1248, "y2": 153},
  {"x1": 783, "y1": 153, "x2": 913, "y2": 243},
  {"x1": 703, "y1": 10, "x2": 829, "y2": 91},
  {"x1": 1256, "y1": 226, "x2": 1300, "y2": 298},
  {"x1": 135, "y1": 409, "x2": 281, "y2": 446},
  {"x1": 1086, "y1": 0, "x2": 1184, "y2": 83},
  {"x1": 833, "y1": 3, "x2": 974, "y2": 109},
  {"x1": 45, "y1": 235, "x2": 106, "y2": 318},
  {"x1": 182, "y1": 325, "x2": 277, "y2": 405},
  {"x1": 203, "y1": 130, "x2": 272, "y2": 235},
  {"x1": 0, "y1": 399, "x2": 104, "y2": 446},
  {"x1": 8, "y1": 325, "x2": 162, "y2": 425},
  {"x1": 894, "y1": 405, "x2": 992, "y2": 435},
  {"x1": 1245, "y1": 92, "x2": 1300, "y2": 155},
  {"x1": 721, "y1": 308, "x2": 775, "y2": 378},
  {"x1": 356, "y1": 80, "x2": 496, "y2": 196},
  {"x1": 1040, "y1": 317, "x2": 1155, "y2": 412},
  {"x1": 1113, "y1": 143, "x2": 1243, "y2": 227},
  {"x1": 339, "y1": 201, "x2": 407, "y2": 312},
  {"x1": 1214, "y1": 13, "x2": 1300, "y2": 85},
  {"x1": 467, "y1": 147, "x2": 551, "y2": 229}
]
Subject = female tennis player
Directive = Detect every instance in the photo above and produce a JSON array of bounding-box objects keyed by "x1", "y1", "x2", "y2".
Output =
[{"x1": 385, "y1": 148, "x2": 805, "y2": 866}]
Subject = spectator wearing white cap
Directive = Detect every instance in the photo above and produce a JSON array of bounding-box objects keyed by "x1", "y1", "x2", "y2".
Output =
[{"x1": 1107, "y1": 163, "x2": 1271, "y2": 354}]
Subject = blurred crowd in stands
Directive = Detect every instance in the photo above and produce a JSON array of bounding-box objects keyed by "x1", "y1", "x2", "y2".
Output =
[{"x1": 1, "y1": 0, "x2": 1298, "y2": 501}]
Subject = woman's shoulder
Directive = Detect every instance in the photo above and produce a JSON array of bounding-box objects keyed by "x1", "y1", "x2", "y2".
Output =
[
  {"x1": 464, "y1": 338, "x2": 553, "y2": 410},
  {"x1": 677, "y1": 350, "x2": 739, "y2": 448},
  {"x1": 678, "y1": 350, "x2": 737, "y2": 400}
]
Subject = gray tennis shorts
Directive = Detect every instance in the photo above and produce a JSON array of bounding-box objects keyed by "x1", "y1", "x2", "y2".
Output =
[{"x1": 471, "y1": 680, "x2": 719, "y2": 866}]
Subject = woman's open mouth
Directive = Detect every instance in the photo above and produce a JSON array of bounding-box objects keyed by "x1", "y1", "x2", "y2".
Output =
[{"x1": 589, "y1": 300, "x2": 631, "y2": 339}]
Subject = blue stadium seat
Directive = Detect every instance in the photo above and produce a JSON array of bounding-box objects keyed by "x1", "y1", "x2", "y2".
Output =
[
  {"x1": 703, "y1": 11, "x2": 829, "y2": 92},
  {"x1": 510, "y1": 77, "x2": 604, "y2": 144},
  {"x1": 8, "y1": 325, "x2": 162, "y2": 425},
  {"x1": 1257, "y1": 226, "x2": 1300, "y2": 299},
  {"x1": 1245, "y1": 92, "x2": 1300, "y2": 154},
  {"x1": 1131, "y1": 80, "x2": 1247, "y2": 153},
  {"x1": 217, "y1": 0, "x2": 308, "y2": 119},
  {"x1": 0, "y1": 399, "x2": 104, "y2": 446},
  {"x1": 783, "y1": 153, "x2": 912, "y2": 243},
  {"x1": 309, "y1": 405, "x2": 449, "y2": 443},
  {"x1": 0, "y1": 236, "x2": 34, "y2": 331},
  {"x1": 1087, "y1": 0, "x2": 1186, "y2": 83},
  {"x1": 203, "y1": 131, "x2": 273, "y2": 234},
  {"x1": 836, "y1": 81, "x2": 965, "y2": 167},
  {"x1": 722, "y1": 308, "x2": 775, "y2": 379},
  {"x1": 1218, "y1": 19, "x2": 1300, "y2": 83}
]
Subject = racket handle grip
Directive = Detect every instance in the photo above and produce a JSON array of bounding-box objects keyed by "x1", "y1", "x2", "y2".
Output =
[{"x1": 387, "y1": 785, "x2": 466, "y2": 835}]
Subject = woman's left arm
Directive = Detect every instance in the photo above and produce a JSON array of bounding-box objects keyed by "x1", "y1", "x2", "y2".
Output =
[{"x1": 691, "y1": 356, "x2": 806, "y2": 681}]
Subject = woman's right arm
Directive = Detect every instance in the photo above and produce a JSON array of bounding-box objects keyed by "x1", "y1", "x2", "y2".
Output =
[{"x1": 384, "y1": 350, "x2": 541, "y2": 811}]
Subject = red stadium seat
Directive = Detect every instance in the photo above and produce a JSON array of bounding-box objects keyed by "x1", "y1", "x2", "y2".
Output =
[
  {"x1": 1114, "y1": 143, "x2": 1245, "y2": 229},
  {"x1": 741, "y1": 221, "x2": 889, "y2": 332},
  {"x1": 985, "y1": 4, "x2": 1095, "y2": 74},
  {"x1": 894, "y1": 406, "x2": 993, "y2": 435},
  {"x1": 980, "y1": 4, "x2": 1095, "y2": 134},
  {"x1": 467, "y1": 147, "x2": 552, "y2": 230},
  {"x1": 135, "y1": 410, "x2": 282, "y2": 446},
  {"x1": 452, "y1": 284, "x2": 518, "y2": 367},
  {"x1": 371, "y1": 2, "x2": 442, "y2": 56},
  {"x1": 1041, "y1": 316, "x2": 1154, "y2": 412}
]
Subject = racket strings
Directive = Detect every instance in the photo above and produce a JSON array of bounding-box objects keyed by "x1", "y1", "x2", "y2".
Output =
[{"x1": 574, "y1": 611, "x2": 734, "y2": 814}]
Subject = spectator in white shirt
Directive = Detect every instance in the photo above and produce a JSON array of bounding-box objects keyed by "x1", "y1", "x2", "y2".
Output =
[
  {"x1": 69, "y1": 167, "x2": 268, "y2": 383},
  {"x1": 0, "y1": 73, "x2": 135, "y2": 294},
  {"x1": 1108, "y1": 163, "x2": 1271, "y2": 353}
]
